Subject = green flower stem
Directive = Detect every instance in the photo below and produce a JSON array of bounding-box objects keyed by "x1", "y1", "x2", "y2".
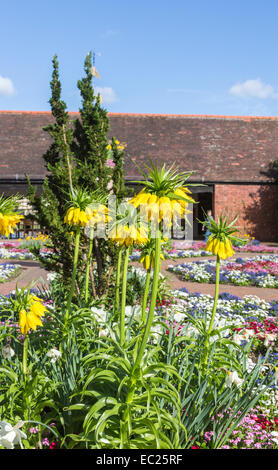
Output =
[
  {"x1": 22, "y1": 335, "x2": 28, "y2": 378},
  {"x1": 203, "y1": 254, "x2": 220, "y2": 369},
  {"x1": 120, "y1": 246, "x2": 130, "y2": 346},
  {"x1": 114, "y1": 247, "x2": 123, "y2": 317},
  {"x1": 85, "y1": 229, "x2": 94, "y2": 303},
  {"x1": 65, "y1": 226, "x2": 81, "y2": 327},
  {"x1": 141, "y1": 266, "x2": 151, "y2": 324},
  {"x1": 207, "y1": 254, "x2": 220, "y2": 335},
  {"x1": 132, "y1": 231, "x2": 161, "y2": 374}
]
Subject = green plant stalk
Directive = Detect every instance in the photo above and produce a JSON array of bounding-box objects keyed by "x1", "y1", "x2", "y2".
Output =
[
  {"x1": 132, "y1": 231, "x2": 161, "y2": 374},
  {"x1": 120, "y1": 246, "x2": 130, "y2": 346},
  {"x1": 65, "y1": 226, "x2": 81, "y2": 326},
  {"x1": 207, "y1": 254, "x2": 220, "y2": 335},
  {"x1": 84, "y1": 229, "x2": 94, "y2": 303},
  {"x1": 123, "y1": 233, "x2": 161, "y2": 440},
  {"x1": 22, "y1": 335, "x2": 28, "y2": 378},
  {"x1": 203, "y1": 253, "x2": 220, "y2": 368},
  {"x1": 114, "y1": 246, "x2": 123, "y2": 317},
  {"x1": 141, "y1": 266, "x2": 151, "y2": 324}
]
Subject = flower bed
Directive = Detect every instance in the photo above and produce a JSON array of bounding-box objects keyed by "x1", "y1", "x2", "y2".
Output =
[
  {"x1": 168, "y1": 255, "x2": 278, "y2": 288},
  {"x1": 0, "y1": 246, "x2": 34, "y2": 260},
  {"x1": 156, "y1": 289, "x2": 278, "y2": 449},
  {"x1": 0, "y1": 241, "x2": 53, "y2": 261},
  {"x1": 0, "y1": 263, "x2": 21, "y2": 283},
  {"x1": 131, "y1": 241, "x2": 278, "y2": 263},
  {"x1": 1, "y1": 160, "x2": 278, "y2": 450},
  {"x1": 1, "y1": 275, "x2": 278, "y2": 449}
]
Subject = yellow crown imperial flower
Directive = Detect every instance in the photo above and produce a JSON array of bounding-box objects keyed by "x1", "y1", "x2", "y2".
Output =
[
  {"x1": 202, "y1": 214, "x2": 245, "y2": 260},
  {"x1": 206, "y1": 236, "x2": 234, "y2": 260},
  {"x1": 85, "y1": 204, "x2": 111, "y2": 226},
  {"x1": 19, "y1": 309, "x2": 44, "y2": 335},
  {"x1": 64, "y1": 207, "x2": 91, "y2": 227},
  {"x1": 110, "y1": 224, "x2": 148, "y2": 247},
  {"x1": 130, "y1": 190, "x2": 193, "y2": 226},
  {"x1": 140, "y1": 252, "x2": 165, "y2": 270},
  {"x1": 0, "y1": 213, "x2": 24, "y2": 238},
  {"x1": 29, "y1": 300, "x2": 47, "y2": 318},
  {"x1": 129, "y1": 162, "x2": 195, "y2": 230},
  {"x1": 0, "y1": 195, "x2": 24, "y2": 237}
]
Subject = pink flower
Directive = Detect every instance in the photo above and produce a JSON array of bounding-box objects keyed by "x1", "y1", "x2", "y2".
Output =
[
  {"x1": 106, "y1": 159, "x2": 115, "y2": 168},
  {"x1": 254, "y1": 443, "x2": 262, "y2": 448},
  {"x1": 42, "y1": 438, "x2": 50, "y2": 446},
  {"x1": 29, "y1": 426, "x2": 39, "y2": 434}
]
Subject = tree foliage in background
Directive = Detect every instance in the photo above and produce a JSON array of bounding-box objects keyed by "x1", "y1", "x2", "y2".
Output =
[{"x1": 27, "y1": 52, "x2": 127, "y2": 298}]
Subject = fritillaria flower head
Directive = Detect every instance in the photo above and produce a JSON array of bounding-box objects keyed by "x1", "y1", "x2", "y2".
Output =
[
  {"x1": 109, "y1": 202, "x2": 149, "y2": 247},
  {"x1": 129, "y1": 161, "x2": 195, "y2": 231},
  {"x1": 0, "y1": 194, "x2": 24, "y2": 238},
  {"x1": 203, "y1": 215, "x2": 245, "y2": 260},
  {"x1": 6, "y1": 286, "x2": 47, "y2": 335}
]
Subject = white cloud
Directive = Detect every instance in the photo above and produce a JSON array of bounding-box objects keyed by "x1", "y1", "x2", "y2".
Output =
[
  {"x1": 0, "y1": 75, "x2": 15, "y2": 96},
  {"x1": 95, "y1": 86, "x2": 118, "y2": 104},
  {"x1": 229, "y1": 78, "x2": 278, "y2": 99}
]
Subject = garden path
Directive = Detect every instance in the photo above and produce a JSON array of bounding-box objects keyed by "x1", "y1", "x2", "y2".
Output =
[
  {"x1": 0, "y1": 260, "x2": 48, "y2": 295},
  {"x1": 1, "y1": 253, "x2": 278, "y2": 301}
]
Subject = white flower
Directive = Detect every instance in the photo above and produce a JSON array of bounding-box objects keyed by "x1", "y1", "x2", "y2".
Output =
[
  {"x1": 46, "y1": 272, "x2": 57, "y2": 282},
  {"x1": 91, "y1": 307, "x2": 107, "y2": 324},
  {"x1": 99, "y1": 328, "x2": 109, "y2": 338},
  {"x1": 0, "y1": 421, "x2": 27, "y2": 449},
  {"x1": 46, "y1": 348, "x2": 62, "y2": 363},
  {"x1": 271, "y1": 431, "x2": 278, "y2": 445},
  {"x1": 232, "y1": 329, "x2": 255, "y2": 345},
  {"x1": 240, "y1": 329, "x2": 255, "y2": 340},
  {"x1": 262, "y1": 333, "x2": 276, "y2": 347},
  {"x1": 225, "y1": 371, "x2": 244, "y2": 388},
  {"x1": 173, "y1": 312, "x2": 186, "y2": 323},
  {"x1": 232, "y1": 334, "x2": 243, "y2": 345},
  {"x1": 2, "y1": 344, "x2": 15, "y2": 360},
  {"x1": 124, "y1": 305, "x2": 142, "y2": 323},
  {"x1": 246, "y1": 358, "x2": 257, "y2": 373},
  {"x1": 150, "y1": 325, "x2": 163, "y2": 344}
]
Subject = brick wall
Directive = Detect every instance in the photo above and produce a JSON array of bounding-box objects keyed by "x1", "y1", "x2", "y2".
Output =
[{"x1": 214, "y1": 184, "x2": 278, "y2": 242}]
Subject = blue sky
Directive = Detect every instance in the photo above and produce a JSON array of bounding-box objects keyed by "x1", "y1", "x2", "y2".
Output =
[{"x1": 1, "y1": 0, "x2": 278, "y2": 116}]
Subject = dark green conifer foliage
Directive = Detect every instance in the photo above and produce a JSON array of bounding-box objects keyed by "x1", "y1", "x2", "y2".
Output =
[
  {"x1": 72, "y1": 52, "x2": 110, "y2": 192},
  {"x1": 27, "y1": 55, "x2": 78, "y2": 288},
  {"x1": 27, "y1": 52, "x2": 127, "y2": 299},
  {"x1": 111, "y1": 137, "x2": 128, "y2": 200}
]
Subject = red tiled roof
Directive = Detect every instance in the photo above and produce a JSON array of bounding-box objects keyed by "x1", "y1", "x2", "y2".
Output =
[
  {"x1": 0, "y1": 111, "x2": 278, "y2": 183},
  {"x1": 1, "y1": 110, "x2": 278, "y2": 119}
]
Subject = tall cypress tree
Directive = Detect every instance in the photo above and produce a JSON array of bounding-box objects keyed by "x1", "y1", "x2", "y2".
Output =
[
  {"x1": 27, "y1": 52, "x2": 127, "y2": 298},
  {"x1": 27, "y1": 55, "x2": 78, "y2": 288},
  {"x1": 72, "y1": 52, "x2": 117, "y2": 296},
  {"x1": 72, "y1": 52, "x2": 110, "y2": 192}
]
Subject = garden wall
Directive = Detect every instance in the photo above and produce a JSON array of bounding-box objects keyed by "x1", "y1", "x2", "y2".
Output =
[{"x1": 214, "y1": 183, "x2": 278, "y2": 242}]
